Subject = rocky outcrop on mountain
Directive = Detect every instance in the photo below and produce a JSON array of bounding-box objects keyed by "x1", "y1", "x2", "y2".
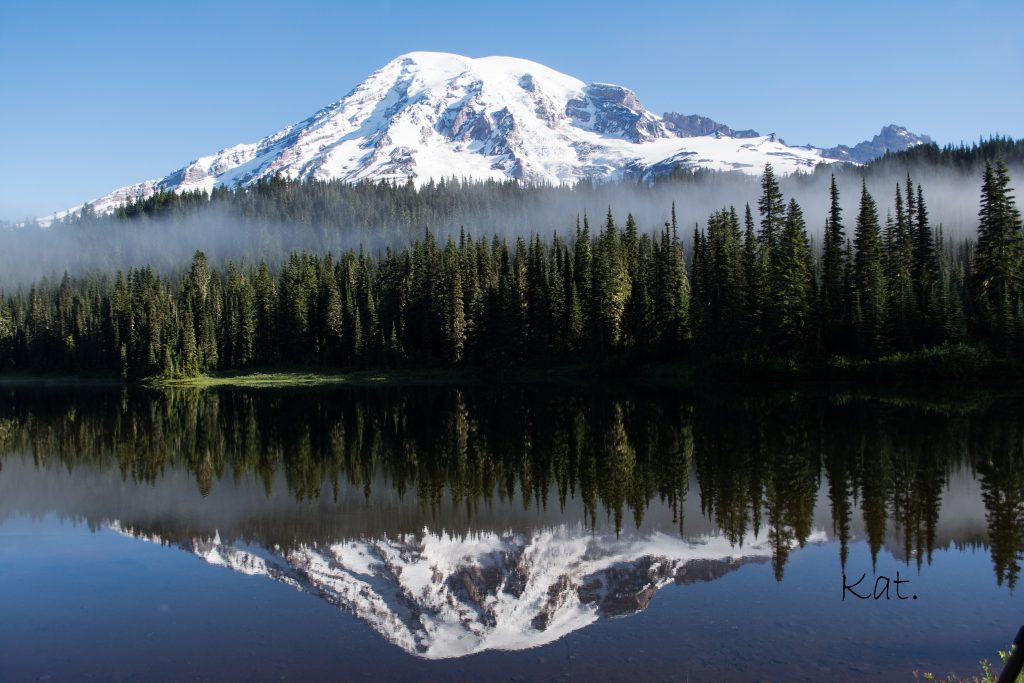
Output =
[
  {"x1": 568, "y1": 84, "x2": 668, "y2": 142},
  {"x1": 819, "y1": 124, "x2": 932, "y2": 163},
  {"x1": 662, "y1": 112, "x2": 760, "y2": 139}
]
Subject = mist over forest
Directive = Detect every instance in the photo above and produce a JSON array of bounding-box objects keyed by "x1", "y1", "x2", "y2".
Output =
[{"x1": 0, "y1": 141, "x2": 1020, "y2": 287}]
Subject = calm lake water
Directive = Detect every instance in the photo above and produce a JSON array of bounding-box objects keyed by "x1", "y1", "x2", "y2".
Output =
[{"x1": 0, "y1": 382, "x2": 1022, "y2": 682}]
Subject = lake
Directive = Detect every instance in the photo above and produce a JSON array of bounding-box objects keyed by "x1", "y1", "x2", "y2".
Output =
[{"x1": 0, "y1": 382, "x2": 1021, "y2": 682}]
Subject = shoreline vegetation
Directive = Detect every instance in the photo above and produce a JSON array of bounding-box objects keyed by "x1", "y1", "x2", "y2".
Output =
[
  {"x1": 1, "y1": 343, "x2": 1022, "y2": 389},
  {"x1": 154, "y1": 344, "x2": 1024, "y2": 388}
]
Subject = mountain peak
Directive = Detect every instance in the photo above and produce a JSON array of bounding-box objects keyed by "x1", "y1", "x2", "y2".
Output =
[
  {"x1": 376, "y1": 51, "x2": 586, "y2": 94},
  {"x1": 819, "y1": 124, "x2": 932, "y2": 163},
  {"x1": 55, "y1": 53, "x2": 923, "y2": 220},
  {"x1": 393, "y1": 51, "x2": 573, "y2": 74}
]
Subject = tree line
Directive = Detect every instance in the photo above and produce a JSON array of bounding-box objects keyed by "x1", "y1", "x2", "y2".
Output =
[
  {"x1": 0, "y1": 161, "x2": 1020, "y2": 376},
  {"x1": 3, "y1": 384, "x2": 1021, "y2": 586}
]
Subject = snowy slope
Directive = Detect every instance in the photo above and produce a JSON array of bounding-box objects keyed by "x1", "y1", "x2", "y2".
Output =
[
  {"x1": 62, "y1": 52, "x2": 844, "y2": 218},
  {"x1": 111, "y1": 521, "x2": 827, "y2": 659}
]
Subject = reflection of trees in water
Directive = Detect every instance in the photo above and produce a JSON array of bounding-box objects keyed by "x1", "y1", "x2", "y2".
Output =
[
  {"x1": 692, "y1": 398, "x2": 820, "y2": 580},
  {"x1": 822, "y1": 400, "x2": 969, "y2": 575},
  {"x1": 1, "y1": 386, "x2": 1022, "y2": 585},
  {"x1": 972, "y1": 403, "x2": 1024, "y2": 589}
]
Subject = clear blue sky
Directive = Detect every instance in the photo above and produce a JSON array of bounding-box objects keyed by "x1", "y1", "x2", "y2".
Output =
[{"x1": 1, "y1": 0, "x2": 1021, "y2": 220}]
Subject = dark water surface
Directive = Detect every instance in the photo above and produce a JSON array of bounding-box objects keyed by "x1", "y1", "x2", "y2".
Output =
[{"x1": 0, "y1": 383, "x2": 1022, "y2": 682}]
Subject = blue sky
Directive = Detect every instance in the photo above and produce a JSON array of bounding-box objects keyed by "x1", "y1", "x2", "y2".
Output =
[{"x1": 1, "y1": 0, "x2": 1021, "y2": 220}]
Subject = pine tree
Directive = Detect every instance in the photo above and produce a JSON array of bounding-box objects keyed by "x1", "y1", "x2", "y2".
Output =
[
  {"x1": 758, "y1": 164, "x2": 786, "y2": 254},
  {"x1": 526, "y1": 234, "x2": 550, "y2": 356},
  {"x1": 689, "y1": 225, "x2": 708, "y2": 347},
  {"x1": 279, "y1": 252, "x2": 310, "y2": 360},
  {"x1": 842, "y1": 238, "x2": 856, "y2": 345},
  {"x1": 820, "y1": 174, "x2": 847, "y2": 350},
  {"x1": 547, "y1": 236, "x2": 568, "y2": 356},
  {"x1": 573, "y1": 214, "x2": 593, "y2": 344},
  {"x1": 590, "y1": 209, "x2": 629, "y2": 351},
  {"x1": 320, "y1": 256, "x2": 343, "y2": 363},
  {"x1": 768, "y1": 199, "x2": 812, "y2": 352},
  {"x1": 701, "y1": 207, "x2": 744, "y2": 350},
  {"x1": 625, "y1": 234, "x2": 655, "y2": 355},
  {"x1": 975, "y1": 161, "x2": 1024, "y2": 351},
  {"x1": 457, "y1": 233, "x2": 480, "y2": 363},
  {"x1": 741, "y1": 203, "x2": 760, "y2": 341},
  {"x1": 653, "y1": 203, "x2": 690, "y2": 352},
  {"x1": 853, "y1": 181, "x2": 886, "y2": 355},
  {"x1": 622, "y1": 213, "x2": 639, "y2": 281},
  {"x1": 187, "y1": 250, "x2": 218, "y2": 370},
  {"x1": 179, "y1": 300, "x2": 198, "y2": 376},
  {"x1": 565, "y1": 258, "x2": 584, "y2": 352},
  {"x1": 510, "y1": 237, "x2": 530, "y2": 360},
  {"x1": 442, "y1": 238, "x2": 467, "y2": 364},
  {"x1": 887, "y1": 184, "x2": 916, "y2": 349},
  {"x1": 913, "y1": 184, "x2": 943, "y2": 344},
  {"x1": 0, "y1": 296, "x2": 13, "y2": 368},
  {"x1": 757, "y1": 168, "x2": 786, "y2": 346},
  {"x1": 673, "y1": 214, "x2": 691, "y2": 347},
  {"x1": 357, "y1": 249, "x2": 380, "y2": 366},
  {"x1": 252, "y1": 260, "x2": 277, "y2": 364},
  {"x1": 223, "y1": 262, "x2": 256, "y2": 367}
]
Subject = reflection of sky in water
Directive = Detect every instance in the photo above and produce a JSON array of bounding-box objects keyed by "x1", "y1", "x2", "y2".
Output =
[
  {"x1": 0, "y1": 385, "x2": 1021, "y2": 681},
  {"x1": 0, "y1": 452, "x2": 992, "y2": 548},
  {"x1": 0, "y1": 513, "x2": 1016, "y2": 682}
]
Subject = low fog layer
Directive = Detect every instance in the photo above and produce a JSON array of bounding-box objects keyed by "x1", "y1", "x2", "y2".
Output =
[{"x1": 0, "y1": 163, "x2": 1019, "y2": 287}]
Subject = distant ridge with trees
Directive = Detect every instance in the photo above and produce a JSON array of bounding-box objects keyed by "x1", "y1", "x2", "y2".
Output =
[{"x1": 0, "y1": 158, "x2": 1020, "y2": 380}]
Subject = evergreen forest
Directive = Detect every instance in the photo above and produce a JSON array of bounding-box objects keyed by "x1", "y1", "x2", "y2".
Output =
[{"x1": 0, "y1": 156, "x2": 1021, "y2": 379}]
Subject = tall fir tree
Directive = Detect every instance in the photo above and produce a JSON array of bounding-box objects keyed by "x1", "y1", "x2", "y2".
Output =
[
  {"x1": 853, "y1": 181, "x2": 886, "y2": 355},
  {"x1": 820, "y1": 174, "x2": 847, "y2": 351},
  {"x1": 590, "y1": 209, "x2": 629, "y2": 351},
  {"x1": 975, "y1": 160, "x2": 1024, "y2": 351},
  {"x1": 758, "y1": 163, "x2": 786, "y2": 255},
  {"x1": 741, "y1": 203, "x2": 760, "y2": 342},
  {"x1": 887, "y1": 184, "x2": 916, "y2": 349},
  {"x1": 573, "y1": 214, "x2": 593, "y2": 343},
  {"x1": 757, "y1": 167, "x2": 786, "y2": 346},
  {"x1": 912, "y1": 184, "x2": 943, "y2": 344},
  {"x1": 442, "y1": 238, "x2": 467, "y2": 364},
  {"x1": 768, "y1": 199, "x2": 813, "y2": 353}
]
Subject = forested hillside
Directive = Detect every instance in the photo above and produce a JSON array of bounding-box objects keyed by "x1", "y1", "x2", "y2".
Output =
[{"x1": 1, "y1": 160, "x2": 1020, "y2": 378}]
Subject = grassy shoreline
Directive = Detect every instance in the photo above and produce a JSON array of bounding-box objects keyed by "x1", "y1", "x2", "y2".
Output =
[
  {"x1": 147, "y1": 363, "x2": 630, "y2": 388},
  {"x1": 2, "y1": 345, "x2": 1022, "y2": 390}
]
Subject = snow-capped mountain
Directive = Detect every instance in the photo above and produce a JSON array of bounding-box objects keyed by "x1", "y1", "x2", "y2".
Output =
[
  {"x1": 66, "y1": 52, "x2": 929, "y2": 218},
  {"x1": 659, "y1": 114, "x2": 931, "y2": 164},
  {"x1": 112, "y1": 521, "x2": 826, "y2": 659}
]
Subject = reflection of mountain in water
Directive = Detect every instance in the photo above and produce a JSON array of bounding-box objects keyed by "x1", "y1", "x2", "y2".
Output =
[{"x1": 113, "y1": 522, "x2": 820, "y2": 658}]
